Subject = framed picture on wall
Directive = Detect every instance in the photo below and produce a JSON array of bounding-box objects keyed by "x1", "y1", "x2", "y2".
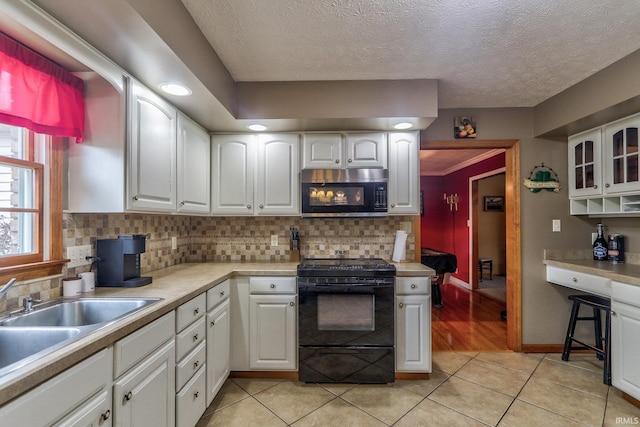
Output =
[{"x1": 484, "y1": 196, "x2": 504, "y2": 211}]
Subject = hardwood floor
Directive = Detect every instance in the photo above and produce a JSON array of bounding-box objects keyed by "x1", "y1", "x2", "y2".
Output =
[{"x1": 432, "y1": 282, "x2": 508, "y2": 351}]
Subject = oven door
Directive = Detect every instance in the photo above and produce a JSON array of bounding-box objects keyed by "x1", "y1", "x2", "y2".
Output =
[{"x1": 298, "y1": 279, "x2": 394, "y2": 347}]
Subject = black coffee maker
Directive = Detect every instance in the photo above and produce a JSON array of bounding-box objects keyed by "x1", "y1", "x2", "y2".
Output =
[{"x1": 96, "y1": 234, "x2": 152, "y2": 287}]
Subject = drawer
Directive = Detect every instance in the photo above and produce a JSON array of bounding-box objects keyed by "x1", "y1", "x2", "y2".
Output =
[
  {"x1": 176, "y1": 293, "x2": 206, "y2": 332},
  {"x1": 207, "y1": 279, "x2": 230, "y2": 310},
  {"x1": 612, "y1": 281, "x2": 640, "y2": 307},
  {"x1": 250, "y1": 276, "x2": 296, "y2": 294},
  {"x1": 546, "y1": 266, "x2": 611, "y2": 297},
  {"x1": 114, "y1": 311, "x2": 175, "y2": 378},
  {"x1": 176, "y1": 366, "x2": 206, "y2": 427},
  {"x1": 176, "y1": 316, "x2": 206, "y2": 362},
  {"x1": 396, "y1": 276, "x2": 430, "y2": 295},
  {"x1": 176, "y1": 340, "x2": 206, "y2": 391}
]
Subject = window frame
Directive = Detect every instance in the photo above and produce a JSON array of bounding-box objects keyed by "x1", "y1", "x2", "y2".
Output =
[{"x1": 0, "y1": 133, "x2": 65, "y2": 283}]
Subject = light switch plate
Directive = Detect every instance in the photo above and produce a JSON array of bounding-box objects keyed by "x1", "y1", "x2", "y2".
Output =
[
  {"x1": 552, "y1": 219, "x2": 561, "y2": 232},
  {"x1": 66, "y1": 245, "x2": 92, "y2": 268},
  {"x1": 271, "y1": 235, "x2": 278, "y2": 246}
]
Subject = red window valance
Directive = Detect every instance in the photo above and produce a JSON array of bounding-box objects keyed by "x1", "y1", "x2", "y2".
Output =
[{"x1": 0, "y1": 32, "x2": 84, "y2": 141}]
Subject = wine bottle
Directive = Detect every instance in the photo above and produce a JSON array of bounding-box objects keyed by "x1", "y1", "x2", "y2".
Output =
[{"x1": 593, "y1": 223, "x2": 608, "y2": 261}]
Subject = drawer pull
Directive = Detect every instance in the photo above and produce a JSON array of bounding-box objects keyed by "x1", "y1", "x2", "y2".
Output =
[
  {"x1": 211, "y1": 320, "x2": 215, "y2": 326},
  {"x1": 612, "y1": 311, "x2": 617, "y2": 316},
  {"x1": 194, "y1": 308, "x2": 200, "y2": 315},
  {"x1": 270, "y1": 283, "x2": 276, "y2": 289},
  {"x1": 289, "y1": 301, "x2": 295, "y2": 307},
  {"x1": 220, "y1": 291, "x2": 225, "y2": 297},
  {"x1": 399, "y1": 303, "x2": 404, "y2": 308},
  {"x1": 194, "y1": 391, "x2": 199, "y2": 399},
  {"x1": 193, "y1": 333, "x2": 199, "y2": 341},
  {"x1": 124, "y1": 391, "x2": 133, "y2": 402},
  {"x1": 411, "y1": 284, "x2": 417, "y2": 289},
  {"x1": 194, "y1": 360, "x2": 200, "y2": 369},
  {"x1": 572, "y1": 277, "x2": 578, "y2": 282},
  {"x1": 101, "y1": 410, "x2": 111, "y2": 421}
]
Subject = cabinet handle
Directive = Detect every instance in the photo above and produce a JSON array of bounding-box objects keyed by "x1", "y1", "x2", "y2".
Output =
[
  {"x1": 348, "y1": 158, "x2": 353, "y2": 163},
  {"x1": 335, "y1": 159, "x2": 340, "y2": 163},
  {"x1": 391, "y1": 204, "x2": 395, "y2": 208},
  {"x1": 220, "y1": 291, "x2": 225, "y2": 297},
  {"x1": 612, "y1": 310, "x2": 617, "y2": 316},
  {"x1": 289, "y1": 301, "x2": 295, "y2": 306},
  {"x1": 124, "y1": 391, "x2": 133, "y2": 402},
  {"x1": 101, "y1": 410, "x2": 111, "y2": 421},
  {"x1": 194, "y1": 391, "x2": 199, "y2": 399},
  {"x1": 593, "y1": 185, "x2": 598, "y2": 189},
  {"x1": 572, "y1": 277, "x2": 577, "y2": 282},
  {"x1": 193, "y1": 333, "x2": 199, "y2": 341},
  {"x1": 411, "y1": 284, "x2": 417, "y2": 289},
  {"x1": 605, "y1": 183, "x2": 610, "y2": 188},
  {"x1": 194, "y1": 308, "x2": 199, "y2": 315},
  {"x1": 133, "y1": 195, "x2": 139, "y2": 201},
  {"x1": 270, "y1": 283, "x2": 276, "y2": 289},
  {"x1": 399, "y1": 303, "x2": 404, "y2": 308},
  {"x1": 194, "y1": 360, "x2": 199, "y2": 369},
  {"x1": 180, "y1": 201, "x2": 185, "y2": 206},
  {"x1": 247, "y1": 204, "x2": 252, "y2": 209},
  {"x1": 210, "y1": 320, "x2": 215, "y2": 326},
  {"x1": 259, "y1": 204, "x2": 264, "y2": 209}
]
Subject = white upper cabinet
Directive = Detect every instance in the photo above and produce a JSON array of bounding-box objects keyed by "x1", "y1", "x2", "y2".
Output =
[
  {"x1": 302, "y1": 132, "x2": 387, "y2": 169},
  {"x1": 346, "y1": 133, "x2": 387, "y2": 168},
  {"x1": 604, "y1": 114, "x2": 640, "y2": 194},
  {"x1": 127, "y1": 80, "x2": 177, "y2": 212},
  {"x1": 211, "y1": 134, "x2": 255, "y2": 215},
  {"x1": 177, "y1": 113, "x2": 211, "y2": 214},
  {"x1": 388, "y1": 131, "x2": 420, "y2": 215},
  {"x1": 256, "y1": 134, "x2": 300, "y2": 215},
  {"x1": 568, "y1": 128, "x2": 602, "y2": 198},
  {"x1": 302, "y1": 133, "x2": 343, "y2": 169},
  {"x1": 212, "y1": 133, "x2": 300, "y2": 216}
]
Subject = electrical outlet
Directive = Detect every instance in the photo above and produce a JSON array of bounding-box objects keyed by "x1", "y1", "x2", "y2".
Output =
[
  {"x1": 171, "y1": 236, "x2": 177, "y2": 250},
  {"x1": 552, "y1": 219, "x2": 561, "y2": 232},
  {"x1": 271, "y1": 235, "x2": 278, "y2": 246},
  {"x1": 66, "y1": 245, "x2": 92, "y2": 268}
]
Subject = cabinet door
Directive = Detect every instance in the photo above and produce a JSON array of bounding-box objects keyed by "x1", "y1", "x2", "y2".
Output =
[
  {"x1": 206, "y1": 298, "x2": 230, "y2": 405},
  {"x1": 346, "y1": 133, "x2": 387, "y2": 168},
  {"x1": 211, "y1": 134, "x2": 255, "y2": 215},
  {"x1": 388, "y1": 131, "x2": 420, "y2": 214},
  {"x1": 396, "y1": 294, "x2": 431, "y2": 372},
  {"x1": 113, "y1": 340, "x2": 176, "y2": 427},
  {"x1": 568, "y1": 129, "x2": 602, "y2": 198},
  {"x1": 256, "y1": 134, "x2": 300, "y2": 215},
  {"x1": 249, "y1": 294, "x2": 297, "y2": 370},
  {"x1": 302, "y1": 133, "x2": 343, "y2": 169},
  {"x1": 604, "y1": 115, "x2": 640, "y2": 194},
  {"x1": 54, "y1": 390, "x2": 112, "y2": 427},
  {"x1": 612, "y1": 297, "x2": 640, "y2": 399},
  {"x1": 177, "y1": 112, "x2": 211, "y2": 214},
  {"x1": 127, "y1": 80, "x2": 177, "y2": 212}
]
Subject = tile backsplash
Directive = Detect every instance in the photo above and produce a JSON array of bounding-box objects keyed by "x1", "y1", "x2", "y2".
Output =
[{"x1": 0, "y1": 213, "x2": 415, "y2": 312}]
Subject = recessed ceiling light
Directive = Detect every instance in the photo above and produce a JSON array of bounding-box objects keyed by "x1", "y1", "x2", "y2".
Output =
[
  {"x1": 393, "y1": 122, "x2": 413, "y2": 130},
  {"x1": 158, "y1": 82, "x2": 192, "y2": 96},
  {"x1": 248, "y1": 124, "x2": 268, "y2": 131}
]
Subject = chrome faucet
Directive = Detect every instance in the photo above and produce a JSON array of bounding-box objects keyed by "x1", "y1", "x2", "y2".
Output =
[
  {"x1": 0, "y1": 278, "x2": 17, "y2": 301},
  {"x1": 22, "y1": 296, "x2": 42, "y2": 313}
]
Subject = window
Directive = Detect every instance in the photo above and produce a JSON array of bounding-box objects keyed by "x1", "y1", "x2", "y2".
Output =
[{"x1": 0, "y1": 123, "x2": 64, "y2": 279}]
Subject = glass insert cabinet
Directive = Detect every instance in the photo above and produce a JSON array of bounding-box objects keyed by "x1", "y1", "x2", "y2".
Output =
[{"x1": 568, "y1": 112, "x2": 640, "y2": 215}]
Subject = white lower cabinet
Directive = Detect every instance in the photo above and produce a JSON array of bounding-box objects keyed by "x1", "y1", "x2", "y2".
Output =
[
  {"x1": 612, "y1": 281, "x2": 640, "y2": 400},
  {"x1": 396, "y1": 277, "x2": 432, "y2": 372},
  {"x1": 113, "y1": 311, "x2": 176, "y2": 427},
  {"x1": 206, "y1": 294, "x2": 230, "y2": 405},
  {"x1": 0, "y1": 347, "x2": 112, "y2": 426}
]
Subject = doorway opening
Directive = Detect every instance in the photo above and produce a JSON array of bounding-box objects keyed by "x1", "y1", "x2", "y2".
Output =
[{"x1": 419, "y1": 139, "x2": 521, "y2": 352}]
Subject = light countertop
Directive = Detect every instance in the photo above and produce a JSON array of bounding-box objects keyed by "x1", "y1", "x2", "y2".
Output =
[
  {"x1": 0, "y1": 260, "x2": 433, "y2": 405},
  {"x1": 543, "y1": 250, "x2": 640, "y2": 287}
]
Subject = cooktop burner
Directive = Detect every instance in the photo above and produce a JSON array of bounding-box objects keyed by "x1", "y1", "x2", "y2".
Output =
[{"x1": 297, "y1": 257, "x2": 396, "y2": 277}]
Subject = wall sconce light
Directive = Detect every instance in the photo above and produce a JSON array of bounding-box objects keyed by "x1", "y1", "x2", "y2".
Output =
[{"x1": 444, "y1": 193, "x2": 459, "y2": 211}]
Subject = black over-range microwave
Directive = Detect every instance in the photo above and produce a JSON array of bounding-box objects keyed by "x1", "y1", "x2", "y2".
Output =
[{"x1": 301, "y1": 169, "x2": 388, "y2": 217}]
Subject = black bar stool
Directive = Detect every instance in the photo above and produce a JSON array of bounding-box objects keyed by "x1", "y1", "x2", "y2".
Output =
[{"x1": 561, "y1": 294, "x2": 611, "y2": 385}]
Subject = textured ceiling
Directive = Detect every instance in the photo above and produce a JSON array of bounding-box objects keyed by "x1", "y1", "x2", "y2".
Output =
[{"x1": 181, "y1": 0, "x2": 640, "y2": 108}]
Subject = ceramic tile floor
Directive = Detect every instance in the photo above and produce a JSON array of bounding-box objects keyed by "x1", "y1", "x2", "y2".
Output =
[{"x1": 196, "y1": 352, "x2": 640, "y2": 427}]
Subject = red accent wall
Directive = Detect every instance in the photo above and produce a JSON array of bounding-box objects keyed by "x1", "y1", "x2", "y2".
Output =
[{"x1": 420, "y1": 153, "x2": 506, "y2": 284}]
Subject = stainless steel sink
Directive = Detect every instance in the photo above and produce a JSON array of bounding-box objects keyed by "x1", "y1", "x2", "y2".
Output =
[
  {"x1": 0, "y1": 297, "x2": 163, "y2": 378},
  {"x1": 0, "y1": 297, "x2": 162, "y2": 327},
  {"x1": 0, "y1": 327, "x2": 82, "y2": 375}
]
